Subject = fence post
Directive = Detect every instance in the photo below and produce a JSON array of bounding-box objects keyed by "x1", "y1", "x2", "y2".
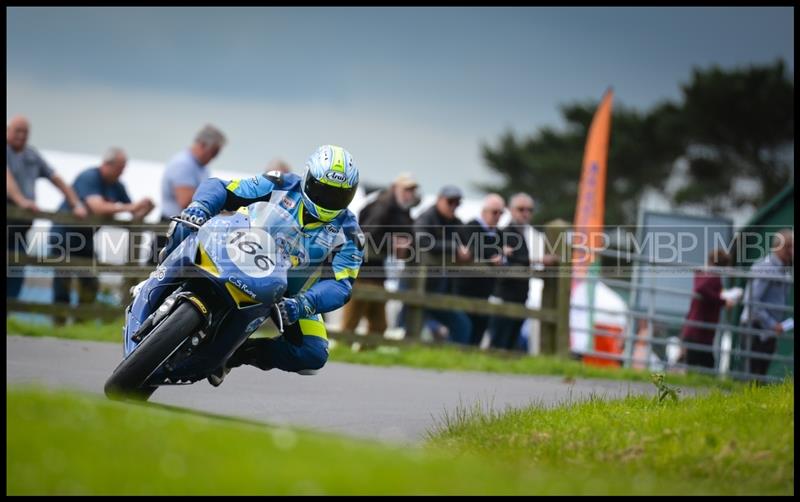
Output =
[
  {"x1": 541, "y1": 277, "x2": 556, "y2": 354},
  {"x1": 646, "y1": 288, "x2": 655, "y2": 370},
  {"x1": 541, "y1": 218, "x2": 571, "y2": 356},
  {"x1": 403, "y1": 264, "x2": 427, "y2": 340}
]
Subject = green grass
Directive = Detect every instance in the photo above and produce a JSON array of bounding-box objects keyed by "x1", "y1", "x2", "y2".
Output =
[
  {"x1": 7, "y1": 315, "x2": 123, "y2": 343},
  {"x1": 7, "y1": 385, "x2": 518, "y2": 495},
  {"x1": 6, "y1": 315, "x2": 742, "y2": 390},
  {"x1": 1, "y1": 386, "x2": 611, "y2": 495},
  {"x1": 7, "y1": 382, "x2": 793, "y2": 495},
  {"x1": 426, "y1": 379, "x2": 794, "y2": 495}
]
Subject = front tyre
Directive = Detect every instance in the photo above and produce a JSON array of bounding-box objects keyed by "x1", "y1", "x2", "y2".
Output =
[{"x1": 104, "y1": 301, "x2": 205, "y2": 401}]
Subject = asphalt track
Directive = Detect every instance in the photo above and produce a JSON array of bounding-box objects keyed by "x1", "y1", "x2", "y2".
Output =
[{"x1": 7, "y1": 335, "x2": 660, "y2": 444}]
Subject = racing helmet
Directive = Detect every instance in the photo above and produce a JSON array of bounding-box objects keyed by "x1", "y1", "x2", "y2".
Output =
[{"x1": 300, "y1": 145, "x2": 359, "y2": 222}]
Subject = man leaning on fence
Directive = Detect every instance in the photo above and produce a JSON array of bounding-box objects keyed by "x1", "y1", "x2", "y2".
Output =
[
  {"x1": 6, "y1": 115, "x2": 88, "y2": 299},
  {"x1": 739, "y1": 229, "x2": 794, "y2": 378},
  {"x1": 50, "y1": 148, "x2": 154, "y2": 312}
]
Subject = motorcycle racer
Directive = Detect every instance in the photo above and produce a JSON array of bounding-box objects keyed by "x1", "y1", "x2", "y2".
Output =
[{"x1": 167, "y1": 144, "x2": 364, "y2": 386}]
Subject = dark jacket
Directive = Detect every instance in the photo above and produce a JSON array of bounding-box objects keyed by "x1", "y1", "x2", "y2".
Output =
[
  {"x1": 493, "y1": 223, "x2": 531, "y2": 303},
  {"x1": 681, "y1": 272, "x2": 725, "y2": 345},
  {"x1": 413, "y1": 205, "x2": 466, "y2": 295},
  {"x1": 454, "y1": 218, "x2": 502, "y2": 299},
  {"x1": 358, "y1": 189, "x2": 415, "y2": 278}
]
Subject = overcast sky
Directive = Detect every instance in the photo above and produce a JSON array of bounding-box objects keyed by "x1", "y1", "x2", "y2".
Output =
[{"x1": 6, "y1": 6, "x2": 794, "y2": 197}]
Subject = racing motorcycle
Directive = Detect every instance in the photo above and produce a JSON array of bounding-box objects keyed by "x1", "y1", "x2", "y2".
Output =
[{"x1": 104, "y1": 200, "x2": 302, "y2": 401}]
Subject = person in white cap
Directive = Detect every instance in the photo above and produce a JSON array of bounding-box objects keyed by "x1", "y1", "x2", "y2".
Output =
[{"x1": 341, "y1": 172, "x2": 420, "y2": 334}]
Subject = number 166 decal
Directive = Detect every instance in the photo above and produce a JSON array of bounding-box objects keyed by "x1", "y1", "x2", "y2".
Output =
[{"x1": 225, "y1": 229, "x2": 276, "y2": 277}]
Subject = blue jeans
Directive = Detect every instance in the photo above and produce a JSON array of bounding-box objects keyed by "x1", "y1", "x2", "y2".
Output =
[
  {"x1": 7, "y1": 275, "x2": 24, "y2": 299},
  {"x1": 424, "y1": 309, "x2": 472, "y2": 345},
  {"x1": 467, "y1": 313, "x2": 490, "y2": 346},
  {"x1": 7, "y1": 222, "x2": 30, "y2": 298},
  {"x1": 53, "y1": 275, "x2": 99, "y2": 305},
  {"x1": 490, "y1": 316, "x2": 524, "y2": 351}
]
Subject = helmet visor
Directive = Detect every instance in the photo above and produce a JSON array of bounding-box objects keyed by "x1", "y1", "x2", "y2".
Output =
[{"x1": 304, "y1": 170, "x2": 357, "y2": 211}]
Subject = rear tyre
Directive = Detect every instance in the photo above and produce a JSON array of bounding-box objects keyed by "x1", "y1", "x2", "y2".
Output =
[{"x1": 104, "y1": 301, "x2": 204, "y2": 401}]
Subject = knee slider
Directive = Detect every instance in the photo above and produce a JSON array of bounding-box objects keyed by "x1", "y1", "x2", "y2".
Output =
[
  {"x1": 298, "y1": 340, "x2": 328, "y2": 371},
  {"x1": 306, "y1": 348, "x2": 327, "y2": 371}
]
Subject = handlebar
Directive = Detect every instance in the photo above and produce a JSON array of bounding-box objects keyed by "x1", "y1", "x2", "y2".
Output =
[{"x1": 170, "y1": 216, "x2": 202, "y2": 231}]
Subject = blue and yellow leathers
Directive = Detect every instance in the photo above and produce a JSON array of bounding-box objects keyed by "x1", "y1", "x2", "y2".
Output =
[{"x1": 185, "y1": 171, "x2": 364, "y2": 373}]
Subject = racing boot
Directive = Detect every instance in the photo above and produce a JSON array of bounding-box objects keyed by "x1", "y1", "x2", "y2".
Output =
[
  {"x1": 207, "y1": 339, "x2": 267, "y2": 387},
  {"x1": 207, "y1": 364, "x2": 232, "y2": 387}
]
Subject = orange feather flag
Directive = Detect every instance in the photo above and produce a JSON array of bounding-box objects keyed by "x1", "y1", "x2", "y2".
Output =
[{"x1": 572, "y1": 89, "x2": 613, "y2": 283}]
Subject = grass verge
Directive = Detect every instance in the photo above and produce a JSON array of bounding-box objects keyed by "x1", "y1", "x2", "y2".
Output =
[
  {"x1": 426, "y1": 379, "x2": 794, "y2": 495},
  {"x1": 7, "y1": 381, "x2": 792, "y2": 495},
  {"x1": 8, "y1": 385, "x2": 526, "y2": 495}
]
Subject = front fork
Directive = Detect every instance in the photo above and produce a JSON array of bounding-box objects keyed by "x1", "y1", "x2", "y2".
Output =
[{"x1": 130, "y1": 290, "x2": 209, "y2": 343}]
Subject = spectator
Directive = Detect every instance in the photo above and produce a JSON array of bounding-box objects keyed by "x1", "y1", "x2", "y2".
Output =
[
  {"x1": 679, "y1": 249, "x2": 735, "y2": 371},
  {"x1": 161, "y1": 124, "x2": 226, "y2": 220},
  {"x1": 50, "y1": 148, "x2": 154, "y2": 308},
  {"x1": 155, "y1": 124, "x2": 226, "y2": 263},
  {"x1": 413, "y1": 185, "x2": 472, "y2": 344},
  {"x1": 265, "y1": 158, "x2": 291, "y2": 175},
  {"x1": 6, "y1": 115, "x2": 87, "y2": 298},
  {"x1": 740, "y1": 229, "x2": 794, "y2": 377},
  {"x1": 490, "y1": 193, "x2": 558, "y2": 351},
  {"x1": 341, "y1": 173, "x2": 419, "y2": 335},
  {"x1": 454, "y1": 193, "x2": 506, "y2": 346}
]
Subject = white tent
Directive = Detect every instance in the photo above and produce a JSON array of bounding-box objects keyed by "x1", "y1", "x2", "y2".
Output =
[{"x1": 569, "y1": 279, "x2": 629, "y2": 354}]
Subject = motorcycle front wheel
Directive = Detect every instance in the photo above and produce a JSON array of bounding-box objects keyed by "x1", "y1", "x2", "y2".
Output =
[{"x1": 104, "y1": 300, "x2": 205, "y2": 401}]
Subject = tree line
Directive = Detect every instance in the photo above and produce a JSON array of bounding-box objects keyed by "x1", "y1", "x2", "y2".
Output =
[{"x1": 481, "y1": 60, "x2": 793, "y2": 225}]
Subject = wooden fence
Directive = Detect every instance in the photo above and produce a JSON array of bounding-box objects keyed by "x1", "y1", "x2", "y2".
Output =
[{"x1": 6, "y1": 206, "x2": 573, "y2": 355}]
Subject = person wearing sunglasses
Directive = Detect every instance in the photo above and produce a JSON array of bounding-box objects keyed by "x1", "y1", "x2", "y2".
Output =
[
  {"x1": 412, "y1": 185, "x2": 473, "y2": 344},
  {"x1": 454, "y1": 193, "x2": 507, "y2": 346},
  {"x1": 490, "y1": 193, "x2": 558, "y2": 351}
]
